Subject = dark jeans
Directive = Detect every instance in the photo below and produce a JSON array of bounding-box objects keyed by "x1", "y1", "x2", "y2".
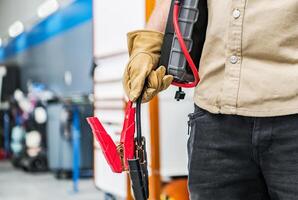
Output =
[{"x1": 187, "y1": 105, "x2": 298, "y2": 200}]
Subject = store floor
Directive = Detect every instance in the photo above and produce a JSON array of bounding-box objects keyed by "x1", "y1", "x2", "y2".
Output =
[{"x1": 0, "y1": 161, "x2": 104, "y2": 200}]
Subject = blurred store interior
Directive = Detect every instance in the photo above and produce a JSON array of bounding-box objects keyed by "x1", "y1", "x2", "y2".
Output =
[{"x1": 0, "y1": 0, "x2": 192, "y2": 200}]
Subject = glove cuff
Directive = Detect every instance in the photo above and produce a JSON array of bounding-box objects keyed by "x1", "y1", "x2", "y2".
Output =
[{"x1": 127, "y1": 30, "x2": 164, "y2": 57}]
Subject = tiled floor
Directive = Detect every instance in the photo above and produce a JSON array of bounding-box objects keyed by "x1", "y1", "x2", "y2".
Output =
[{"x1": 0, "y1": 161, "x2": 106, "y2": 200}]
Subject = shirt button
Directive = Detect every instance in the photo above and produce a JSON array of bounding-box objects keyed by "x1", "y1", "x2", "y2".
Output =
[
  {"x1": 232, "y1": 9, "x2": 241, "y2": 19},
  {"x1": 230, "y1": 55, "x2": 238, "y2": 64}
]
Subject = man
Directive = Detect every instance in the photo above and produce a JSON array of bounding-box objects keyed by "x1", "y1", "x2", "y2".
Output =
[{"x1": 123, "y1": 0, "x2": 298, "y2": 199}]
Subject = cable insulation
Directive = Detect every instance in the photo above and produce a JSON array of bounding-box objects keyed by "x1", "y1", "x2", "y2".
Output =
[{"x1": 171, "y1": 1, "x2": 200, "y2": 88}]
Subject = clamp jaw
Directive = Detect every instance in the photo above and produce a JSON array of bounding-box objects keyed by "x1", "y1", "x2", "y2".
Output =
[
  {"x1": 86, "y1": 101, "x2": 136, "y2": 173},
  {"x1": 87, "y1": 99, "x2": 149, "y2": 200}
]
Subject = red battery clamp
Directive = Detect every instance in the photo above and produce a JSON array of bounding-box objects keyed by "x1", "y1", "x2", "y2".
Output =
[
  {"x1": 86, "y1": 101, "x2": 135, "y2": 173},
  {"x1": 87, "y1": 99, "x2": 149, "y2": 199}
]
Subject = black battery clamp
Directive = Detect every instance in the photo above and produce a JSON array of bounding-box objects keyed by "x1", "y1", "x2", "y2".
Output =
[{"x1": 159, "y1": 0, "x2": 208, "y2": 100}]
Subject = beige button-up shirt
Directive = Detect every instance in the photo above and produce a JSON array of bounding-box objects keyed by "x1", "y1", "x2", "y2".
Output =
[{"x1": 194, "y1": 0, "x2": 298, "y2": 117}]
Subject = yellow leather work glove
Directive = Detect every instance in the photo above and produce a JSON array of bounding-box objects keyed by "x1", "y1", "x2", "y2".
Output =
[{"x1": 123, "y1": 30, "x2": 173, "y2": 103}]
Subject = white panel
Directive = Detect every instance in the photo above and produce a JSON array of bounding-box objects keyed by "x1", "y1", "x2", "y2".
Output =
[
  {"x1": 94, "y1": 82, "x2": 124, "y2": 99},
  {"x1": 94, "y1": 100, "x2": 123, "y2": 109},
  {"x1": 158, "y1": 86, "x2": 194, "y2": 177},
  {"x1": 93, "y1": 0, "x2": 145, "y2": 57},
  {"x1": 95, "y1": 109, "x2": 124, "y2": 125},
  {"x1": 94, "y1": 149, "x2": 126, "y2": 198},
  {"x1": 94, "y1": 54, "x2": 129, "y2": 101},
  {"x1": 94, "y1": 54, "x2": 128, "y2": 82}
]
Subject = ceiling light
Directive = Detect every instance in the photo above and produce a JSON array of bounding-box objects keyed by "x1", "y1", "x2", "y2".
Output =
[
  {"x1": 37, "y1": 0, "x2": 59, "y2": 18},
  {"x1": 8, "y1": 21, "x2": 24, "y2": 38}
]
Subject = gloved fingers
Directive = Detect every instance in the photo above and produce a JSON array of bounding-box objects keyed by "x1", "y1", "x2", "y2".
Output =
[
  {"x1": 150, "y1": 66, "x2": 173, "y2": 92},
  {"x1": 123, "y1": 73, "x2": 146, "y2": 102},
  {"x1": 141, "y1": 66, "x2": 168, "y2": 103},
  {"x1": 123, "y1": 69, "x2": 144, "y2": 102},
  {"x1": 129, "y1": 74, "x2": 146, "y2": 101},
  {"x1": 155, "y1": 65, "x2": 167, "y2": 80},
  {"x1": 142, "y1": 88, "x2": 157, "y2": 103},
  {"x1": 124, "y1": 55, "x2": 154, "y2": 102},
  {"x1": 160, "y1": 75, "x2": 174, "y2": 91},
  {"x1": 124, "y1": 64, "x2": 173, "y2": 103},
  {"x1": 142, "y1": 70, "x2": 160, "y2": 103}
]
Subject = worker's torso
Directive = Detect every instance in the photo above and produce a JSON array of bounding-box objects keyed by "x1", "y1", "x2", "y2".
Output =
[{"x1": 195, "y1": 0, "x2": 298, "y2": 117}]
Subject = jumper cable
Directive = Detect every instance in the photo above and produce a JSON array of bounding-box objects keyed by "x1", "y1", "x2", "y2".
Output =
[{"x1": 172, "y1": 0, "x2": 200, "y2": 88}]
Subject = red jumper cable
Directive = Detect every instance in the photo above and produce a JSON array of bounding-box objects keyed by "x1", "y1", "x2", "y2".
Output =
[{"x1": 172, "y1": 0, "x2": 200, "y2": 88}]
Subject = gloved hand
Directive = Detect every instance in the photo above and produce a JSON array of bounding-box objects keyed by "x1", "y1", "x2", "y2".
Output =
[{"x1": 123, "y1": 30, "x2": 173, "y2": 103}]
